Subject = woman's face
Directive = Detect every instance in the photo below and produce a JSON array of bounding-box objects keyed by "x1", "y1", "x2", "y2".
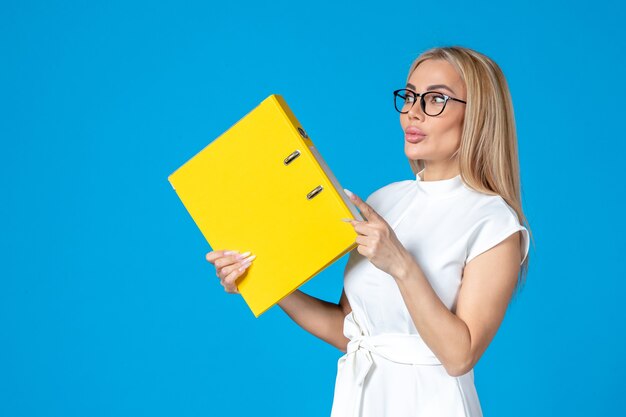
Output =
[{"x1": 401, "y1": 59, "x2": 467, "y2": 167}]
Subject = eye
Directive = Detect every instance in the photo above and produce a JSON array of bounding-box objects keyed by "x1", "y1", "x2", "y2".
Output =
[
  {"x1": 405, "y1": 92, "x2": 417, "y2": 103},
  {"x1": 428, "y1": 93, "x2": 446, "y2": 104}
]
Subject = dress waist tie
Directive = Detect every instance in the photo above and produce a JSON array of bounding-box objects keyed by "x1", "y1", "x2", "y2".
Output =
[{"x1": 330, "y1": 312, "x2": 442, "y2": 417}]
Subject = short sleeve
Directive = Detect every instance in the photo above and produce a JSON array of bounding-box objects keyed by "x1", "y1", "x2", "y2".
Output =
[{"x1": 465, "y1": 203, "x2": 529, "y2": 266}]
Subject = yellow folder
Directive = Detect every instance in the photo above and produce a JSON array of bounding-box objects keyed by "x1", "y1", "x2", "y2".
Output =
[{"x1": 168, "y1": 94, "x2": 363, "y2": 317}]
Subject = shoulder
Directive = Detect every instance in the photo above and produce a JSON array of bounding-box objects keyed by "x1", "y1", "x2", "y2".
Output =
[
  {"x1": 461, "y1": 191, "x2": 529, "y2": 265},
  {"x1": 461, "y1": 189, "x2": 519, "y2": 220}
]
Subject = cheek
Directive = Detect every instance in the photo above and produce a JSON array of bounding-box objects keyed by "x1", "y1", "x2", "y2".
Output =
[
  {"x1": 443, "y1": 125, "x2": 463, "y2": 150},
  {"x1": 430, "y1": 119, "x2": 463, "y2": 149}
]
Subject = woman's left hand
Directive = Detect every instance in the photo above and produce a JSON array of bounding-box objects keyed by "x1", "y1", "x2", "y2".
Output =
[{"x1": 343, "y1": 189, "x2": 410, "y2": 278}]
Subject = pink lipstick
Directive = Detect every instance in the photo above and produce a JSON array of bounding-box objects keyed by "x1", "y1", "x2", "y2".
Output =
[{"x1": 405, "y1": 126, "x2": 426, "y2": 143}]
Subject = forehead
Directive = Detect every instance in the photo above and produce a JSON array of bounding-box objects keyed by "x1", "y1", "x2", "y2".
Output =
[{"x1": 407, "y1": 59, "x2": 465, "y2": 95}]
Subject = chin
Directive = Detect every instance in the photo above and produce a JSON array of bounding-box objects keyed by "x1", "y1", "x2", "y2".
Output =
[{"x1": 404, "y1": 144, "x2": 427, "y2": 160}]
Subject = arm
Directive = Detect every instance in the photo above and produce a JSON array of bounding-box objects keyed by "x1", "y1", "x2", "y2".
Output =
[
  {"x1": 393, "y1": 231, "x2": 522, "y2": 377},
  {"x1": 278, "y1": 288, "x2": 352, "y2": 352}
]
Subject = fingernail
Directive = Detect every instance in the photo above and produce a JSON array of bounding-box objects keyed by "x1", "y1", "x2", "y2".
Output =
[
  {"x1": 243, "y1": 254, "x2": 256, "y2": 262},
  {"x1": 236, "y1": 251, "x2": 251, "y2": 259},
  {"x1": 224, "y1": 250, "x2": 238, "y2": 255},
  {"x1": 344, "y1": 188, "x2": 354, "y2": 199}
]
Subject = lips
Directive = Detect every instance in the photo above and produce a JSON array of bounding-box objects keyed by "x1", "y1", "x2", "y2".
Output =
[{"x1": 405, "y1": 126, "x2": 426, "y2": 143}]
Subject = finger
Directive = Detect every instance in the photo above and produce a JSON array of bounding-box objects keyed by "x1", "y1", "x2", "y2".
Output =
[
  {"x1": 342, "y1": 218, "x2": 372, "y2": 236},
  {"x1": 215, "y1": 251, "x2": 251, "y2": 269},
  {"x1": 223, "y1": 263, "x2": 251, "y2": 293},
  {"x1": 218, "y1": 259, "x2": 245, "y2": 280},
  {"x1": 341, "y1": 218, "x2": 366, "y2": 231},
  {"x1": 220, "y1": 254, "x2": 256, "y2": 280},
  {"x1": 206, "y1": 249, "x2": 239, "y2": 263},
  {"x1": 344, "y1": 189, "x2": 381, "y2": 222},
  {"x1": 341, "y1": 218, "x2": 367, "y2": 226},
  {"x1": 207, "y1": 249, "x2": 237, "y2": 263},
  {"x1": 220, "y1": 276, "x2": 240, "y2": 294}
]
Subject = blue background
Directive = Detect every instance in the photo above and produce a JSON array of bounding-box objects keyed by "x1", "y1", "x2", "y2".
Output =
[{"x1": 2, "y1": 0, "x2": 625, "y2": 416}]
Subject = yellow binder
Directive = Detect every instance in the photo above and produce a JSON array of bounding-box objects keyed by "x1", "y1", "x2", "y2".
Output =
[{"x1": 168, "y1": 94, "x2": 363, "y2": 317}]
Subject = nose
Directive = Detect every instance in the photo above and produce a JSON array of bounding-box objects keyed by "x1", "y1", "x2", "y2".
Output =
[{"x1": 407, "y1": 98, "x2": 424, "y2": 120}]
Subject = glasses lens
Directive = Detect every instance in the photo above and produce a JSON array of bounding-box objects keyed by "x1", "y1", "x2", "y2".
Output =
[
  {"x1": 394, "y1": 90, "x2": 415, "y2": 113},
  {"x1": 423, "y1": 92, "x2": 446, "y2": 116}
]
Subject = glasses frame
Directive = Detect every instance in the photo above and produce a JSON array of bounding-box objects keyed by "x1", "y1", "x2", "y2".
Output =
[{"x1": 393, "y1": 88, "x2": 467, "y2": 116}]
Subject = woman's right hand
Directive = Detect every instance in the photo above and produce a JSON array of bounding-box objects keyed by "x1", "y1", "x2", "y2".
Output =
[{"x1": 205, "y1": 250, "x2": 256, "y2": 294}]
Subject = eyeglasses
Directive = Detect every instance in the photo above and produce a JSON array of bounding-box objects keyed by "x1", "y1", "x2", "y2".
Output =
[{"x1": 393, "y1": 89, "x2": 467, "y2": 116}]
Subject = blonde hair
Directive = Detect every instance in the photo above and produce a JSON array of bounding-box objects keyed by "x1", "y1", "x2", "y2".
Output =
[{"x1": 406, "y1": 46, "x2": 533, "y2": 295}]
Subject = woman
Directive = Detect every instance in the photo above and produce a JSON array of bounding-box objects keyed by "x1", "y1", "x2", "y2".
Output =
[{"x1": 206, "y1": 45, "x2": 531, "y2": 417}]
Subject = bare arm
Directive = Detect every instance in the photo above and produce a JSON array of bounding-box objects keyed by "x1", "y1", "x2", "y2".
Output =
[
  {"x1": 206, "y1": 249, "x2": 352, "y2": 352},
  {"x1": 394, "y1": 232, "x2": 522, "y2": 377},
  {"x1": 278, "y1": 288, "x2": 352, "y2": 352}
]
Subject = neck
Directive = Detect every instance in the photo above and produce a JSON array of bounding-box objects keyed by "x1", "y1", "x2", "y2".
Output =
[{"x1": 420, "y1": 161, "x2": 460, "y2": 182}]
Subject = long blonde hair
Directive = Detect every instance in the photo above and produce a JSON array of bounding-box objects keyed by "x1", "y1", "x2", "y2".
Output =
[{"x1": 406, "y1": 46, "x2": 532, "y2": 295}]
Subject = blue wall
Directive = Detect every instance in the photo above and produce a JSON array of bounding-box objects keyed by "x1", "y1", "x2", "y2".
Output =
[{"x1": 2, "y1": 0, "x2": 625, "y2": 416}]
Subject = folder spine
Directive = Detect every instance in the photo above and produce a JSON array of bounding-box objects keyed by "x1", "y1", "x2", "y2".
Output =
[{"x1": 270, "y1": 95, "x2": 362, "y2": 221}]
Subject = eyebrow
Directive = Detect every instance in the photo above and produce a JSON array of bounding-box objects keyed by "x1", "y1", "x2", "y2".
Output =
[{"x1": 406, "y1": 82, "x2": 457, "y2": 95}]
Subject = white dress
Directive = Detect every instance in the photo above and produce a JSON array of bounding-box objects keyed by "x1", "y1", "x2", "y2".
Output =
[{"x1": 330, "y1": 170, "x2": 530, "y2": 417}]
